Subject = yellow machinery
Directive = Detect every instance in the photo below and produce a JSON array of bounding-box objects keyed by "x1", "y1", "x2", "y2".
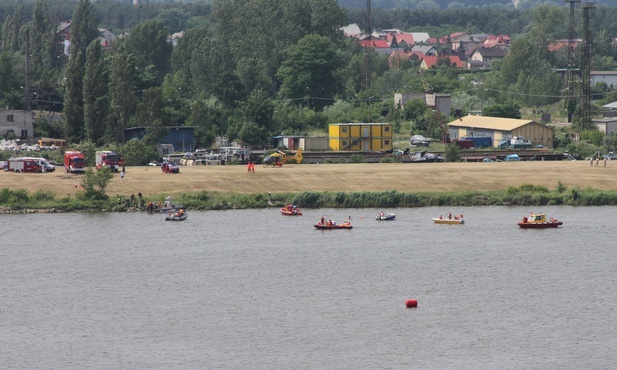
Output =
[{"x1": 262, "y1": 148, "x2": 303, "y2": 167}]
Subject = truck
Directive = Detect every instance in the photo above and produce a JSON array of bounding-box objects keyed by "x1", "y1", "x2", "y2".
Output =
[
  {"x1": 96, "y1": 151, "x2": 123, "y2": 172},
  {"x1": 5, "y1": 158, "x2": 44, "y2": 173},
  {"x1": 64, "y1": 151, "x2": 86, "y2": 173}
]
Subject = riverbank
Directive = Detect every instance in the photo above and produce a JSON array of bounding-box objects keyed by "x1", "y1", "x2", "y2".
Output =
[{"x1": 2, "y1": 161, "x2": 617, "y2": 211}]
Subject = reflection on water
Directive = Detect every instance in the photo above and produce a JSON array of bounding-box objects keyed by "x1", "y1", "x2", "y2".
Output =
[{"x1": 1, "y1": 206, "x2": 616, "y2": 369}]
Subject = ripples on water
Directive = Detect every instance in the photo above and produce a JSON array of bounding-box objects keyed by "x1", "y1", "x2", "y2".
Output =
[{"x1": 1, "y1": 206, "x2": 616, "y2": 369}]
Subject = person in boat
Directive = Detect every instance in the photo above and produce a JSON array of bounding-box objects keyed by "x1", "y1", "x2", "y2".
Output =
[
  {"x1": 448, "y1": 212, "x2": 452, "y2": 219},
  {"x1": 522, "y1": 216, "x2": 528, "y2": 223},
  {"x1": 320, "y1": 216, "x2": 325, "y2": 225},
  {"x1": 380, "y1": 211, "x2": 384, "y2": 218}
]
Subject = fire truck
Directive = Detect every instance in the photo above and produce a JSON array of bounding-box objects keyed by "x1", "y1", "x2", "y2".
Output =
[
  {"x1": 95, "y1": 151, "x2": 123, "y2": 172},
  {"x1": 5, "y1": 158, "x2": 44, "y2": 173},
  {"x1": 64, "y1": 151, "x2": 86, "y2": 173}
]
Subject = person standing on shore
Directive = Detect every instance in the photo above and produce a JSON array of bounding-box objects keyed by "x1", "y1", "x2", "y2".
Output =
[{"x1": 120, "y1": 170, "x2": 125, "y2": 183}]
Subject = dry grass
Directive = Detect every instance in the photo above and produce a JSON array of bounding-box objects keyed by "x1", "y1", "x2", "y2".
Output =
[{"x1": 1, "y1": 160, "x2": 616, "y2": 198}]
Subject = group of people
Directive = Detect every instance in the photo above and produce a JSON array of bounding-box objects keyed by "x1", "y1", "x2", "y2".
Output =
[
  {"x1": 319, "y1": 216, "x2": 335, "y2": 226},
  {"x1": 246, "y1": 162, "x2": 256, "y2": 172},
  {"x1": 117, "y1": 192, "x2": 145, "y2": 208},
  {"x1": 318, "y1": 216, "x2": 352, "y2": 226},
  {"x1": 171, "y1": 208, "x2": 186, "y2": 218},
  {"x1": 590, "y1": 157, "x2": 608, "y2": 167},
  {"x1": 146, "y1": 200, "x2": 163, "y2": 213},
  {"x1": 284, "y1": 204, "x2": 300, "y2": 214},
  {"x1": 438, "y1": 212, "x2": 463, "y2": 220}
]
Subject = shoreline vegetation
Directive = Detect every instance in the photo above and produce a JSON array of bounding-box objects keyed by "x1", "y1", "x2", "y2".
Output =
[{"x1": 2, "y1": 162, "x2": 617, "y2": 213}]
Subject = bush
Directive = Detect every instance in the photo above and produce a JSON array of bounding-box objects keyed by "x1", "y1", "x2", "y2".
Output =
[{"x1": 350, "y1": 153, "x2": 365, "y2": 163}]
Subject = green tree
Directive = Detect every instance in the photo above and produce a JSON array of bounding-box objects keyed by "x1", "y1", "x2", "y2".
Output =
[
  {"x1": 134, "y1": 87, "x2": 166, "y2": 127},
  {"x1": 1, "y1": 9, "x2": 23, "y2": 53},
  {"x1": 70, "y1": 0, "x2": 100, "y2": 57},
  {"x1": 118, "y1": 139, "x2": 159, "y2": 166},
  {"x1": 482, "y1": 102, "x2": 521, "y2": 119},
  {"x1": 108, "y1": 49, "x2": 136, "y2": 144},
  {"x1": 83, "y1": 39, "x2": 108, "y2": 144},
  {"x1": 29, "y1": 0, "x2": 64, "y2": 75},
  {"x1": 123, "y1": 19, "x2": 172, "y2": 86},
  {"x1": 277, "y1": 35, "x2": 343, "y2": 111},
  {"x1": 63, "y1": 48, "x2": 86, "y2": 143},
  {"x1": 79, "y1": 166, "x2": 113, "y2": 200},
  {"x1": 403, "y1": 98, "x2": 429, "y2": 122},
  {"x1": 0, "y1": 51, "x2": 22, "y2": 108}
]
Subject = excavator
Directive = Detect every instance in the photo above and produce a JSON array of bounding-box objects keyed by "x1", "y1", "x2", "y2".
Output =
[{"x1": 262, "y1": 148, "x2": 303, "y2": 167}]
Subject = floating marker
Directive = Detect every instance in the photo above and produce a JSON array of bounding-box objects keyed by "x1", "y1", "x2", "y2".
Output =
[{"x1": 405, "y1": 299, "x2": 418, "y2": 308}]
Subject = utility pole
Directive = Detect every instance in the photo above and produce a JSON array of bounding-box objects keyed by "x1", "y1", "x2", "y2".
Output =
[
  {"x1": 25, "y1": 29, "x2": 31, "y2": 111},
  {"x1": 564, "y1": 0, "x2": 580, "y2": 123},
  {"x1": 364, "y1": 0, "x2": 371, "y2": 91},
  {"x1": 581, "y1": 2, "x2": 595, "y2": 130}
]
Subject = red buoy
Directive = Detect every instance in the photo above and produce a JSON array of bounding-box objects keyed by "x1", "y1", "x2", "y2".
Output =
[{"x1": 405, "y1": 299, "x2": 418, "y2": 308}]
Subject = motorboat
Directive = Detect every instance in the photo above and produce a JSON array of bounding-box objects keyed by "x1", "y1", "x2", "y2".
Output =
[
  {"x1": 376, "y1": 212, "x2": 396, "y2": 221},
  {"x1": 280, "y1": 204, "x2": 302, "y2": 216},
  {"x1": 165, "y1": 211, "x2": 187, "y2": 221},
  {"x1": 432, "y1": 214, "x2": 464, "y2": 224},
  {"x1": 518, "y1": 213, "x2": 562, "y2": 229},
  {"x1": 314, "y1": 220, "x2": 352, "y2": 230}
]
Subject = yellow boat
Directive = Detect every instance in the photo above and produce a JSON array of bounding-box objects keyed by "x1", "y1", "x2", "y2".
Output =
[{"x1": 432, "y1": 215, "x2": 464, "y2": 224}]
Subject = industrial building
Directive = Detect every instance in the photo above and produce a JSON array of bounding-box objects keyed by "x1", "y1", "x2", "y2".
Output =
[
  {"x1": 447, "y1": 116, "x2": 554, "y2": 148},
  {"x1": 329, "y1": 123, "x2": 393, "y2": 151}
]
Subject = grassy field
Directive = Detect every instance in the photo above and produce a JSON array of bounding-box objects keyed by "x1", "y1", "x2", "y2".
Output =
[{"x1": 1, "y1": 160, "x2": 615, "y2": 199}]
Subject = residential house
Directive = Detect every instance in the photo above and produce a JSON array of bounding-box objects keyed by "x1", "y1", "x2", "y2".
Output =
[
  {"x1": 482, "y1": 35, "x2": 511, "y2": 49},
  {"x1": 410, "y1": 32, "x2": 430, "y2": 44},
  {"x1": 0, "y1": 109, "x2": 34, "y2": 139},
  {"x1": 410, "y1": 45, "x2": 438, "y2": 56},
  {"x1": 360, "y1": 36, "x2": 402, "y2": 55},
  {"x1": 447, "y1": 115, "x2": 554, "y2": 148},
  {"x1": 388, "y1": 50, "x2": 425, "y2": 69},
  {"x1": 99, "y1": 28, "x2": 117, "y2": 51},
  {"x1": 435, "y1": 32, "x2": 468, "y2": 46},
  {"x1": 372, "y1": 28, "x2": 401, "y2": 40},
  {"x1": 386, "y1": 32, "x2": 415, "y2": 48},
  {"x1": 420, "y1": 55, "x2": 464, "y2": 69},
  {"x1": 58, "y1": 20, "x2": 71, "y2": 40},
  {"x1": 469, "y1": 47, "x2": 507, "y2": 65},
  {"x1": 451, "y1": 34, "x2": 486, "y2": 53}
]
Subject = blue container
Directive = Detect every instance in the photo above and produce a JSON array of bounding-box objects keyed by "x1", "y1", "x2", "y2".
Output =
[{"x1": 461, "y1": 136, "x2": 492, "y2": 148}]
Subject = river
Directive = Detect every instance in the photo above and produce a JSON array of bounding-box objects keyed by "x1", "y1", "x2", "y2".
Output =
[{"x1": 1, "y1": 206, "x2": 616, "y2": 369}]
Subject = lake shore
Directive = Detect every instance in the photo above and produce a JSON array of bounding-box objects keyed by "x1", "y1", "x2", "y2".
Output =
[{"x1": 2, "y1": 161, "x2": 616, "y2": 211}]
